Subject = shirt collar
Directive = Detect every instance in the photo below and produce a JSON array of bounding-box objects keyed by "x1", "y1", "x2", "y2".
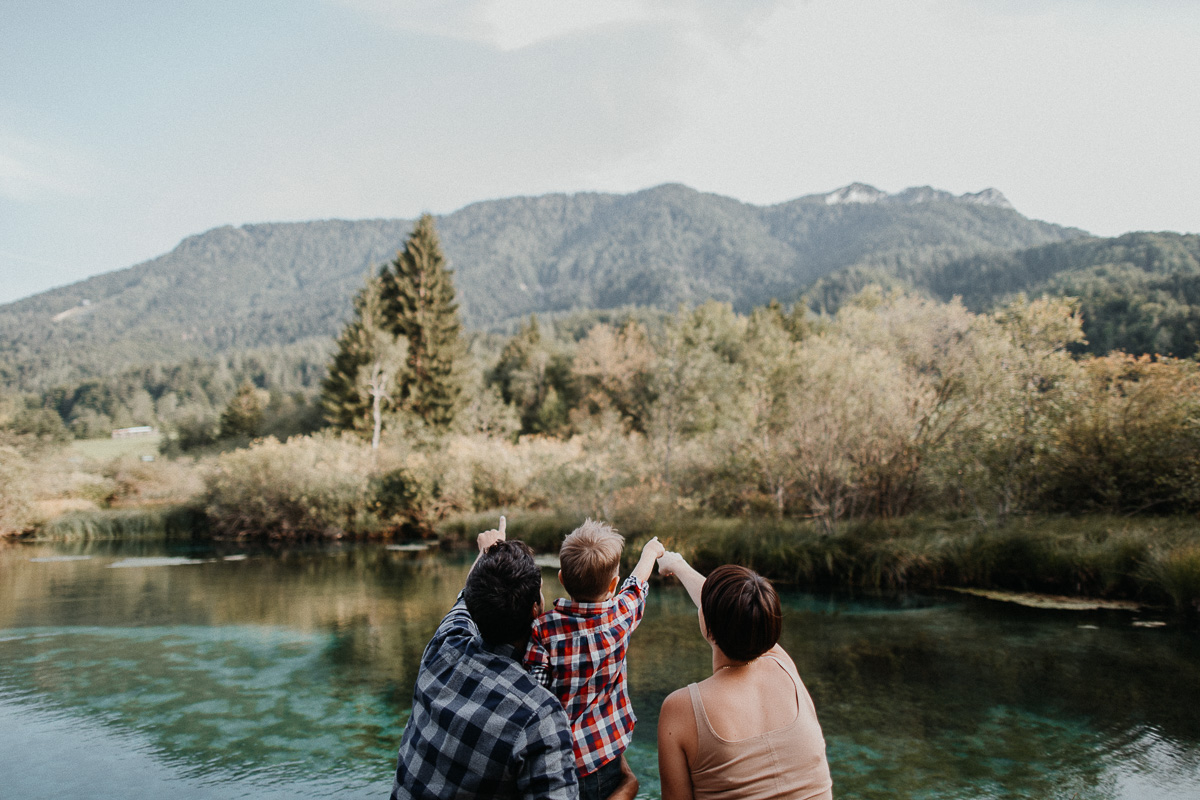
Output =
[
  {"x1": 554, "y1": 596, "x2": 615, "y2": 617},
  {"x1": 480, "y1": 638, "x2": 520, "y2": 660}
]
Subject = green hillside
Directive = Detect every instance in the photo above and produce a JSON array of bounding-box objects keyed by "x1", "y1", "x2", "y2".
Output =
[
  {"x1": 808, "y1": 231, "x2": 1200, "y2": 357},
  {"x1": 0, "y1": 183, "x2": 1078, "y2": 392},
  {"x1": 922, "y1": 232, "x2": 1200, "y2": 357}
]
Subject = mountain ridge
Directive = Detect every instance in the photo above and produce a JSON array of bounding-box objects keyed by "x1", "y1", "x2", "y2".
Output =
[{"x1": 1, "y1": 182, "x2": 1082, "y2": 391}]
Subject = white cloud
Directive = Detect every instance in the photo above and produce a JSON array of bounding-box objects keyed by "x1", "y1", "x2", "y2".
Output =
[
  {"x1": 0, "y1": 136, "x2": 100, "y2": 201},
  {"x1": 334, "y1": 0, "x2": 782, "y2": 51},
  {"x1": 574, "y1": 0, "x2": 1200, "y2": 235}
]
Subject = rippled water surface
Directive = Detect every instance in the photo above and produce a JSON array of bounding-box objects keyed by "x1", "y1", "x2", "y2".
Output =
[{"x1": 2, "y1": 538, "x2": 1198, "y2": 799}]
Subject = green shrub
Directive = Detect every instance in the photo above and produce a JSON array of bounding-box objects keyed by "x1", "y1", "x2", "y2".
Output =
[
  {"x1": 1042, "y1": 355, "x2": 1200, "y2": 514},
  {"x1": 104, "y1": 455, "x2": 205, "y2": 505},
  {"x1": 0, "y1": 445, "x2": 35, "y2": 536},
  {"x1": 371, "y1": 466, "x2": 437, "y2": 531},
  {"x1": 203, "y1": 434, "x2": 382, "y2": 538}
]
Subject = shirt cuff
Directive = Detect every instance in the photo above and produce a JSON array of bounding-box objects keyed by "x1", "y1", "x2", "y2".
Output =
[{"x1": 621, "y1": 575, "x2": 649, "y2": 595}]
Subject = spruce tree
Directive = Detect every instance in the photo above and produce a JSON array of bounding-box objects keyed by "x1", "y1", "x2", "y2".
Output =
[
  {"x1": 220, "y1": 380, "x2": 269, "y2": 439},
  {"x1": 379, "y1": 214, "x2": 465, "y2": 430},
  {"x1": 320, "y1": 275, "x2": 394, "y2": 437}
]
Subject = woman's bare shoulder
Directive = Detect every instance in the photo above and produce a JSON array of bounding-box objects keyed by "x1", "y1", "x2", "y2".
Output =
[
  {"x1": 767, "y1": 644, "x2": 802, "y2": 677},
  {"x1": 659, "y1": 685, "x2": 699, "y2": 754},
  {"x1": 661, "y1": 685, "x2": 694, "y2": 716}
]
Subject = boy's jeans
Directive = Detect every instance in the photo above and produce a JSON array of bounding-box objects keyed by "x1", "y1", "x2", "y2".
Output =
[{"x1": 577, "y1": 756, "x2": 624, "y2": 800}]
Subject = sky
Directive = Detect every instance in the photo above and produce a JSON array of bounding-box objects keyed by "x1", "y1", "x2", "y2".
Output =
[{"x1": 2, "y1": 0, "x2": 1198, "y2": 305}]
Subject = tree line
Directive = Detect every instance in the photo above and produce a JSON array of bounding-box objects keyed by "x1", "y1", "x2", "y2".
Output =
[
  {"x1": 301, "y1": 217, "x2": 1200, "y2": 529},
  {"x1": 6, "y1": 216, "x2": 1200, "y2": 528}
]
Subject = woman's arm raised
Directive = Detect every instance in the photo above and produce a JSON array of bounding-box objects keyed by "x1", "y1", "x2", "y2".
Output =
[{"x1": 657, "y1": 552, "x2": 704, "y2": 609}]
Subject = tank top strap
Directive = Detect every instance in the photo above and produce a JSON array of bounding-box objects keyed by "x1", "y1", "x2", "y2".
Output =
[
  {"x1": 763, "y1": 653, "x2": 811, "y2": 716},
  {"x1": 687, "y1": 682, "x2": 719, "y2": 749},
  {"x1": 762, "y1": 654, "x2": 801, "y2": 688}
]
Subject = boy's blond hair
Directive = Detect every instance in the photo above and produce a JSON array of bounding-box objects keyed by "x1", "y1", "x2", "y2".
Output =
[{"x1": 559, "y1": 518, "x2": 624, "y2": 600}]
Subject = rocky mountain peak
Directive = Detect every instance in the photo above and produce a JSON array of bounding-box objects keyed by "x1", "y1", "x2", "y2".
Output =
[
  {"x1": 813, "y1": 183, "x2": 1015, "y2": 211},
  {"x1": 959, "y1": 188, "x2": 1014, "y2": 210},
  {"x1": 823, "y1": 183, "x2": 888, "y2": 205}
]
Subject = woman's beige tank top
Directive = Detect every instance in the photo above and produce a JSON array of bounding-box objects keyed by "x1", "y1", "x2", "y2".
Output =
[{"x1": 686, "y1": 656, "x2": 833, "y2": 800}]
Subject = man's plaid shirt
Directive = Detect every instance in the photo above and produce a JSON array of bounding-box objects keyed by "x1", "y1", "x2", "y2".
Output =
[
  {"x1": 390, "y1": 593, "x2": 578, "y2": 800},
  {"x1": 523, "y1": 576, "x2": 649, "y2": 776}
]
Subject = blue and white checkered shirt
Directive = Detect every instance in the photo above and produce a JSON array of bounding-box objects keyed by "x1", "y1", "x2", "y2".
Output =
[{"x1": 390, "y1": 593, "x2": 579, "y2": 800}]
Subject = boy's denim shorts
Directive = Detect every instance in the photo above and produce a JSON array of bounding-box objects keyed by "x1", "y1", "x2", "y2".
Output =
[{"x1": 578, "y1": 756, "x2": 624, "y2": 800}]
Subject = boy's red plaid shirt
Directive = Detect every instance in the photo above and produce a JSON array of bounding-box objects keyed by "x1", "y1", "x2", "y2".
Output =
[{"x1": 523, "y1": 576, "x2": 648, "y2": 775}]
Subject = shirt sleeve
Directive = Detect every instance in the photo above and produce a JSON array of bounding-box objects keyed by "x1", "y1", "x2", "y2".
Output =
[
  {"x1": 523, "y1": 628, "x2": 554, "y2": 690},
  {"x1": 422, "y1": 592, "x2": 477, "y2": 666},
  {"x1": 514, "y1": 700, "x2": 579, "y2": 800},
  {"x1": 613, "y1": 575, "x2": 649, "y2": 636}
]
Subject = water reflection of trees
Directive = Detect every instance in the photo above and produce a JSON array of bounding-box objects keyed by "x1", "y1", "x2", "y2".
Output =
[{"x1": 3, "y1": 544, "x2": 1199, "y2": 798}]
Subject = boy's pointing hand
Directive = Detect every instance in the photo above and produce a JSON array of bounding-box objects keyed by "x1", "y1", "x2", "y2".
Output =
[{"x1": 642, "y1": 536, "x2": 665, "y2": 561}]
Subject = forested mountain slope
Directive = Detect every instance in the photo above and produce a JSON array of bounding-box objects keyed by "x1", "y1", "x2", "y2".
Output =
[
  {"x1": 809, "y1": 231, "x2": 1200, "y2": 357},
  {"x1": 935, "y1": 232, "x2": 1200, "y2": 357},
  {"x1": 0, "y1": 183, "x2": 1078, "y2": 391}
]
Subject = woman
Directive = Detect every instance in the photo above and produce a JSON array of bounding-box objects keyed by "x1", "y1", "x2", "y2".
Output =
[{"x1": 656, "y1": 558, "x2": 833, "y2": 800}]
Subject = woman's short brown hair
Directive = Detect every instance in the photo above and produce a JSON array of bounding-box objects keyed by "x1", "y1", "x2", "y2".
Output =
[
  {"x1": 559, "y1": 518, "x2": 624, "y2": 600},
  {"x1": 700, "y1": 565, "x2": 782, "y2": 661}
]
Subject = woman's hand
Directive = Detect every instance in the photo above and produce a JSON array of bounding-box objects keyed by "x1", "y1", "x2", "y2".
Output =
[{"x1": 658, "y1": 551, "x2": 686, "y2": 576}]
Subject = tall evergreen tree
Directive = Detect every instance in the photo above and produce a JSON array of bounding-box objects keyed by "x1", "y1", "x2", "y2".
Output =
[
  {"x1": 320, "y1": 275, "x2": 396, "y2": 437},
  {"x1": 379, "y1": 214, "x2": 465, "y2": 430},
  {"x1": 219, "y1": 380, "x2": 270, "y2": 439}
]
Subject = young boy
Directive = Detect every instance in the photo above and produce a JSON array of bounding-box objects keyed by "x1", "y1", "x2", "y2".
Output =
[{"x1": 523, "y1": 519, "x2": 665, "y2": 800}]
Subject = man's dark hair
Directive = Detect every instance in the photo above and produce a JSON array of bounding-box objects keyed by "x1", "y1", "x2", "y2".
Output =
[
  {"x1": 701, "y1": 564, "x2": 782, "y2": 662},
  {"x1": 464, "y1": 540, "x2": 542, "y2": 645}
]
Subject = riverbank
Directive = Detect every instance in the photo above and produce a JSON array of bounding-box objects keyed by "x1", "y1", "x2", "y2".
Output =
[
  {"x1": 440, "y1": 511, "x2": 1200, "y2": 614},
  {"x1": 12, "y1": 502, "x2": 1200, "y2": 617}
]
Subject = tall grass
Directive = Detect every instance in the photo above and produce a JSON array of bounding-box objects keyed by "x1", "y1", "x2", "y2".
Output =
[
  {"x1": 37, "y1": 505, "x2": 205, "y2": 541},
  {"x1": 439, "y1": 511, "x2": 1200, "y2": 612},
  {"x1": 1140, "y1": 545, "x2": 1200, "y2": 612}
]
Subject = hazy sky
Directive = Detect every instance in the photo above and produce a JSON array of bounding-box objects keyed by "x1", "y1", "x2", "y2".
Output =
[{"x1": 2, "y1": 0, "x2": 1198, "y2": 304}]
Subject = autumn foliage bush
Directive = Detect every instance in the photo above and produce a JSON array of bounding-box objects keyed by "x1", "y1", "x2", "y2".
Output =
[
  {"x1": 195, "y1": 290, "x2": 1200, "y2": 550},
  {"x1": 203, "y1": 434, "x2": 382, "y2": 538},
  {"x1": 0, "y1": 446, "x2": 34, "y2": 537}
]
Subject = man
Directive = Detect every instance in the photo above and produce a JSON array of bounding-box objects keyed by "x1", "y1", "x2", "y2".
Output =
[{"x1": 389, "y1": 518, "x2": 637, "y2": 800}]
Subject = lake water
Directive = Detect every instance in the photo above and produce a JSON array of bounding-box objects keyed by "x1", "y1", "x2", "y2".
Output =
[{"x1": 2, "y1": 537, "x2": 1198, "y2": 800}]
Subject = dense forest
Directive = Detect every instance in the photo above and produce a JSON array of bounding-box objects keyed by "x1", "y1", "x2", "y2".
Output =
[
  {"x1": 200, "y1": 290, "x2": 1200, "y2": 535},
  {"x1": 9, "y1": 230, "x2": 1200, "y2": 443},
  {"x1": 808, "y1": 232, "x2": 1200, "y2": 358}
]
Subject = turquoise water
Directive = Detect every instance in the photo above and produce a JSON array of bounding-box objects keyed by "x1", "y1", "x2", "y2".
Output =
[{"x1": 1, "y1": 538, "x2": 1198, "y2": 799}]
